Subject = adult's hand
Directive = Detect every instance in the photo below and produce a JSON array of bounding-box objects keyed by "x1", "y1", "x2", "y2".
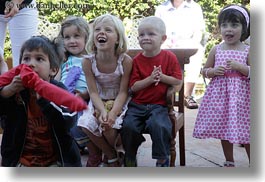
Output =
[{"x1": 4, "y1": 0, "x2": 22, "y2": 18}]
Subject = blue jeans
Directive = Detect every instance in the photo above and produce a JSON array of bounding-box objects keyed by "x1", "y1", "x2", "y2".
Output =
[{"x1": 121, "y1": 101, "x2": 172, "y2": 163}]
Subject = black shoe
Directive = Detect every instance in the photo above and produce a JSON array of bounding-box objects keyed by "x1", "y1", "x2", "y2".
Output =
[
  {"x1": 80, "y1": 147, "x2": 89, "y2": 155},
  {"x1": 156, "y1": 158, "x2": 169, "y2": 167},
  {"x1": 124, "y1": 157, "x2": 137, "y2": 167}
]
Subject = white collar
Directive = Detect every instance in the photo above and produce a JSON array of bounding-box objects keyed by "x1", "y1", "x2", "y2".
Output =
[{"x1": 163, "y1": 0, "x2": 190, "y2": 11}]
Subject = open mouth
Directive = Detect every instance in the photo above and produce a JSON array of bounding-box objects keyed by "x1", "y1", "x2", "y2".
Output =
[
  {"x1": 98, "y1": 37, "x2": 107, "y2": 43},
  {"x1": 225, "y1": 34, "x2": 234, "y2": 40}
]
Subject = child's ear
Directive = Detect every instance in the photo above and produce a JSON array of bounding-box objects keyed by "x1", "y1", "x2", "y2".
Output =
[
  {"x1": 50, "y1": 67, "x2": 59, "y2": 78},
  {"x1": 162, "y1": 35, "x2": 167, "y2": 43}
]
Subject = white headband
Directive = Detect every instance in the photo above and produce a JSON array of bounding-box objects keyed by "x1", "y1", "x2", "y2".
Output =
[{"x1": 222, "y1": 5, "x2": 249, "y2": 28}]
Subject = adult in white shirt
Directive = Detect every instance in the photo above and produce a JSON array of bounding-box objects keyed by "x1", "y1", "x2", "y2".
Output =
[
  {"x1": 0, "y1": 0, "x2": 39, "y2": 67},
  {"x1": 155, "y1": 0, "x2": 206, "y2": 109},
  {"x1": 0, "y1": 46, "x2": 8, "y2": 74}
]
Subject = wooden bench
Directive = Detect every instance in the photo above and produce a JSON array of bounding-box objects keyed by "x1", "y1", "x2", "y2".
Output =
[{"x1": 127, "y1": 48, "x2": 197, "y2": 166}]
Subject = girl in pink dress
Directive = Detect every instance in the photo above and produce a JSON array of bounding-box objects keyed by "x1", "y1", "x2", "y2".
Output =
[{"x1": 193, "y1": 5, "x2": 250, "y2": 167}]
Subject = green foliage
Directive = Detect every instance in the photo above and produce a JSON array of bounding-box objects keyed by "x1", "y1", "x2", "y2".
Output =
[
  {"x1": 37, "y1": 0, "x2": 164, "y2": 22},
  {"x1": 3, "y1": 33, "x2": 11, "y2": 58},
  {"x1": 3, "y1": 0, "x2": 250, "y2": 60}
]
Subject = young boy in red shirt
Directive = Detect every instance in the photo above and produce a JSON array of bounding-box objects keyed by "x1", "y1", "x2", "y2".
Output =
[{"x1": 121, "y1": 16, "x2": 182, "y2": 167}]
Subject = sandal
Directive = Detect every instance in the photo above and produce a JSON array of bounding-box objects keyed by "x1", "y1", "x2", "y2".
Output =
[
  {"x1": 107, "y1": 157, "x2": 121, "y2": 167},
  {"x1": 124, "y1": 157, "x2": 137, "y2": 167},
  {"x1": 223, "y1": 161, "x2": 235, "y2": 167},
  {"x1": 86, "y1": 154, "x2": 102, "y2": 167},
  {"x1": 184, "y1": 96, "x2": 198, "y2": 109},
  {"x1": 117, "y1": 151, "x2": 125, "y2": 166}
]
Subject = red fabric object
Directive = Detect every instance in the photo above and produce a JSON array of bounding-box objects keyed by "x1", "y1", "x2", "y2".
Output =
[
  {"x1": 0, "y1": 64, "x2": 87, "y2": 112},
  {"x1": 0, "y1": 64, "x2": 23, "y2": 86}
]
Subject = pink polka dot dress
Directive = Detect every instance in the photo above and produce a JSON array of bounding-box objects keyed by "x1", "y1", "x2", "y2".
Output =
[{"x1": 193, "y1": 44, "x2": 250, "y2": 144}]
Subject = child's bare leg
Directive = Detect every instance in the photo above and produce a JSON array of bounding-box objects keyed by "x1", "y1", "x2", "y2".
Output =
[
  {"x1": 86, "y1": 142, "x2": 102, "y2": 167},
  {"x1": 221, "y1": 140, "x2": 234, "y2": 165},
  {"x1": 114, "y1": 134, "x2": 124, "y2": 152},
  {"x1": 87, "y1": 142, "x2": 101, "y2": 154},
  {"x1": 103, "y1": 129, "x2": 124, "y2": 153},
  {"x1": 103, "y1": 128, "x2": 118, "y2": 147},
  {"x1": 81, "y1": 128, "x2": 116, "y2": 159},
  {"x1": 102, "y1": 128, "x2": 123, "y2": 166},
  {"x1": 244, "y1": 144, "x2": 250, "y2": 163},
  {"x1": 103, "y1": 129, "x2": 124, "y2": 155}
]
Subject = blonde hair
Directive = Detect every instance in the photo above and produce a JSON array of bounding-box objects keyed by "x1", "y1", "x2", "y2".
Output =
[
  {"x1": 139, "y1": 16, "x2": 166, "y2": 35},
  {"x1": 86, "y1": 14, "x2": 127, "y2": 55}
]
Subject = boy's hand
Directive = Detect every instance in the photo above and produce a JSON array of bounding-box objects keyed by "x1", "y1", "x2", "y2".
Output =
[
  {"x1": 152, "y1": 65, "x2": 162, "y2": 86},
  {"x1": 8, "y1": 75, "x2": 24, "y2": 93},
  {"x1": 0, "y1": 75, "x2": 25, "y2": 97}
]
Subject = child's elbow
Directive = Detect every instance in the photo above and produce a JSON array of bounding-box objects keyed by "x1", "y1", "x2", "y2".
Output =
[
  {"x1": 173, "y1": 79, "x2": 183, "y2": 92},
  {"x1": 178, "y1": 79, "x2": 183, "y2": 85}
]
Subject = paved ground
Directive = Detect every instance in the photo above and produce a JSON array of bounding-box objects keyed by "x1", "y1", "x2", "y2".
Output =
[
  {"x1": 135, "y1": 107, "x2": 250, "y2": 167},
  {"x1": 0, "y1": 103, "x2": 250, "y2": 168},
  {"x1": 80, "y1": 104, "x2": 250, "y2": 167}
]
